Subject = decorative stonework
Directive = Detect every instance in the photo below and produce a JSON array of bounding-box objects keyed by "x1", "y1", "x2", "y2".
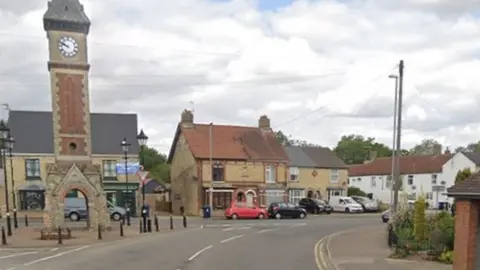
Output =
[
  {"x1": 43, "y1": 163, "x2": 110, "y2": 231},
  {"x1": 56, "y1": 73, "x2": 86, "y2": 135}
]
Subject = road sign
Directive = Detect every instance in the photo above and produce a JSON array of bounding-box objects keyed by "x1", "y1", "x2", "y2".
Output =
[
  {"x1": 432, "y1": 185, "x2": 445, "y2": 192},
  {"x1": 137, "y1": 170, "x2": 149, "y2": 185}
]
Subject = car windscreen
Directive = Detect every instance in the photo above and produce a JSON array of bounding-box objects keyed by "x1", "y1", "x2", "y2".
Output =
[{"x1": 343, "y1": 198, "x2": 355, "y2": 204}]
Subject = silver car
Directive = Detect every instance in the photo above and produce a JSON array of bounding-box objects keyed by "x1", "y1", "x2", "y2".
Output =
[{"x1": 64, "y1": 198, "x2": 126, "y2": 221}]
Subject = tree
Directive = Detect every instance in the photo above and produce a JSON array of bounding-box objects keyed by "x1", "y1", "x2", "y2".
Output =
[
  {"x1": 455, "y1": 141, "x2": 480, "y2": 153},
  {"x1": 347, "y1": 187, "x2": 367, "y2": 197},
  {"x1": 413, "y1": 194, "x2": 427, "y2": 243},
  {"x1": 409, "y1": 138, "x2": 442, "y2": 156},
  {"x1": 455, "y1": 168, "x2": 472, "y2": 184},
  {"x1": 333, "y1": 134, "x2": 392, "y2": 165},
  {"x1": 274, "y1": 130, "x2": 320, "y2": 147},
  {"x1": 140, "y1": 146, "x2": 170, "y2": 183}
]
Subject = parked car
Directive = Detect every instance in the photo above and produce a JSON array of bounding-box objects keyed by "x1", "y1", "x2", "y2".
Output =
[
  {"x1": 225, "y1": 201, "x2": 267, "y2": 219},
  {"x1": 298, "y1": 198, "x2": 333, "y2": 214},
  {"x1": 350, "y1": 196, "x2": 379, "y2": 212},
  {"x1": 64, "y1": 198, "x2": 126, "y2": 221},
  {"x1": 267, "y1": 202, "x2": 307, "y2": 219},
  {"x1": 329, "y1": 196, "x2": 363, "y2": 213}
]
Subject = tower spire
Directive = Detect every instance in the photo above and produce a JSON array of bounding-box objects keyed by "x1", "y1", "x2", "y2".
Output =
[{"x1": 44, "y1": 0, "x2": 90, "y2": 33}]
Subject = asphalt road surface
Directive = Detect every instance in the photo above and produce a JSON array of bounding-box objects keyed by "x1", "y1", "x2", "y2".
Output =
[{"x1": 0, "y1": 214, "x2": 380, "y2": 270}]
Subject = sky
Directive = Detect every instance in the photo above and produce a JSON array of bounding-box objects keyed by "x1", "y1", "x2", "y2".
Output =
[{"x1": 0, "y1": 0, "x2": 479, "y2": 154}]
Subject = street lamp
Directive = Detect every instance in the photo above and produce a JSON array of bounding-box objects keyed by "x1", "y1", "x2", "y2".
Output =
[
  {"x1": 0, "y1": 120, "x2": 12, "y2": 236},
  {"x1": 136, "y1": 129, "x2": 148, "y2": 233},
  {"x1": 5, "y1": 135, "x2": 17, "y2": 229},
  {"x1": 388, "y1": 74, "x2": 399, "y2": 208},
  {"x1": 120, "y1": 138, "x2": 131, "y2": 226}
]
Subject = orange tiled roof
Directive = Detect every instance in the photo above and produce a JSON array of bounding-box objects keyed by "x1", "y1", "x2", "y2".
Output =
[
  {"x1": 169, "y1": 124, "x2": 289, "y2": 161},
  {"x1": 348, "y1": 154, "x2": 452, "y2": 176}
]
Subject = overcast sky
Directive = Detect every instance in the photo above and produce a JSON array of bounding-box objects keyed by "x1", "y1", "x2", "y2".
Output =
[{"x1": 0, "y1": 0, "x2": 479, "y2": 154}]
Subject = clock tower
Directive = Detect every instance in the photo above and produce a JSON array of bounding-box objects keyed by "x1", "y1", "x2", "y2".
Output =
[{"x1": 44, "y1": 0, "x2": 92, "y2": 160}]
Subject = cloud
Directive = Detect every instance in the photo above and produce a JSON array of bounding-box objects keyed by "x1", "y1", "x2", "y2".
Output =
[{"x1": 0, "y1": 0, "x2": 479, "y2": 153}]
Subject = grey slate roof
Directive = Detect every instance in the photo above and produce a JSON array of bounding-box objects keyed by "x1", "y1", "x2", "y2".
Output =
[
  {"x1": 43, "y1": 0, "x2": 90, "y2": 25},
  {"x1": 285, "y1": 146, "x2": 347, "y2": 169},
  {"x1": 463, "y1": 152, "x2": 480, "y2": 166},
  {"x1": 447, "y1": 172, "x2": 480, "y2": 196},
  {"x1": 8, "y1": 110, "x2": 139, "y2": 155}
]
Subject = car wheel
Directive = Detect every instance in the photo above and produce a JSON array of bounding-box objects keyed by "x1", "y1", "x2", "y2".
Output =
[
  {"x1": 231, "y1": 213, "x2": 239, "y2": 220},
  {"x1": 299, "y1": 212, "x2": 306, "y2": 219},
  {"x1": 258, "y1": 213, "x2": 265, "y2": 219},
  {"x1": 69, "y1": 212, "x2": 80, "y2": 222},
  {"x1": 275, "y1": 213, "x2": 282, "y2": 219},
  {"x1": 111, "y1": 212, "x2": 122, "y2": 221},
  {"x1": 345, "y1": 208, "x2": 350, "y2": 213}
]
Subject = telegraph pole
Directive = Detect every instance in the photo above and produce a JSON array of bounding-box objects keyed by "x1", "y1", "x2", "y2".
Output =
[{"x1": 392, "y1": 60, "x2": 404, "y2": 213}]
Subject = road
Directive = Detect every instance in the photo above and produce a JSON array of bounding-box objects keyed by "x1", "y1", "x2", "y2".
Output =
[{"x1": 0, "y1": 214, "x2": 380, "y2": 270}]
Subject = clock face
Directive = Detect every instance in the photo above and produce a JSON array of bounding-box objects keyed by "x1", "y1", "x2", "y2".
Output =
[{"x1": 58, "y1": 36, "x2": 79, "y2": 57}]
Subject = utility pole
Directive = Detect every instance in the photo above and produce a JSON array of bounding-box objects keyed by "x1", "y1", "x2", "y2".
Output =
[
  {"x1": 392, "y1": 60, "x2": 404, "y2": 213},
  {"x1": 388, "y1": 75, "x2": 399, "y2": 205},
  {"x1": 208, "y1": 123, "x2": 213, "y2": 210}
]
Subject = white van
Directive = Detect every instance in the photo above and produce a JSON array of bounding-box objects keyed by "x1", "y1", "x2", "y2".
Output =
[{"x1": 329, "y1": 196, "x2": 363, "y2": 213}]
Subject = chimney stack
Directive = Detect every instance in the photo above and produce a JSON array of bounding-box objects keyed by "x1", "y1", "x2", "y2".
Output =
[
  {"x1": 258, "y1": 115, "x2": 270, "y2": 130},
  {"x1": 444, "y1": 147, "x2": 451, "y2": 155},
  {"x1": 180, "y1": 109, "x2": 194, "y2": 128}
]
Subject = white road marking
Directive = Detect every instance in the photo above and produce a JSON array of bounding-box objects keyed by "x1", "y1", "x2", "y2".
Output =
[
  {"x1": 49, "y1": 248, "x2": 59, "y2": 252},
  {"x1": 23, "y1": 245, "x2": 90, "y2": 266},
  {"x1": 257, "y1": 228, "x2": 276, "y2": 234},
  {"x1": 222, "y1": 227, "x2": 233, "y2": 231},
  {"x1": 289, "y1": 223, "x2": 306, "y2": 228},
  {"x1": 200, "y1": 225, "x2": 204, "y2": 229},
  {"x1": 220, "y1": 234, "x2": 243, "y2": 244},
  {"x1": 0, "y1": 252, "x2": 38, "y2": 259},
  {"x1": 188, "y1": 245, "x2": 213, "y2": 261},
  {"x1": 4, "y1": 267, "x2": 16, "y2": 270}
]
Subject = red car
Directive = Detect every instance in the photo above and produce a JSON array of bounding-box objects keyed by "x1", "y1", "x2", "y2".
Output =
[{"x1": 225, "y1": 201, "x2": 267, "y2": 219}]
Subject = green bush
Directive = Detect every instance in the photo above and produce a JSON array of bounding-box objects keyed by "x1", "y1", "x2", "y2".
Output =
[
  {"x1": 413, "y1": 195, "x2": 427, "y2": 244},
  {"x1": 438, "y1": 250, "x2": 453, "y2": 264}
]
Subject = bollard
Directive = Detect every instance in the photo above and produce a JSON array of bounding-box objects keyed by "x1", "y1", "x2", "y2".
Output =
[
  {"x1": 57, "y1": 226, "x2": 63, "y2": 245},
  {"x1": 24, "y1": 215, "x2": 29, "y2": 227},
  {"x1": 169, "y1": 215, "x2": 174, "y2": 230},
  {"x1": 139, "y1": 219, "x2": 143, "y2": 234},
  {"x1": 126, "y1": 213, "x2": 131, "y2": 226},
  {"x1": 97, "y1": 224, "x2": 102, "y2": 240},
  {"x1": 147, "y1": 219, "x2": 152, "y2": 233},
  {"x1": 1, "y1": 226, "x2": 6, "y2": 246},
  {"x1": 154, "y1": 215, "x2": 159, "y2": 232},
  {"x1": 120, "y1": 221, "x2": 124, "y2": 237},
  {"x1": 183, "y1": 215, "x2": 187, "y2": 228},
  {"x1": 13, "y1": 211, "x2": 18, "y2": 229}
]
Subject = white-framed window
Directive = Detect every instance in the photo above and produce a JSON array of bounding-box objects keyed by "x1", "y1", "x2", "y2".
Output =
[
  {"x1": 265, "y1": 165, "x2": 276, "y2": 183},
  {"x1": 357, "y1": 177, "x2": 361, "y2": 182},
  {"x1": 289, "y1": 167, "x2": 299, "y2": 181},
  {"x1": 102, "y1": 160, "x2": 117, "y2": 178},
  {"x1": 25, "y1": 159, "x2": 41, "y2": 179},
  {"x1": 330, "y1": 169, "x2": 339, "y2": 183},
  {"x1": 426, "y1": 192, "x2": 433, "y2": 200},
  {"x1": 288, "y1": 189, "x2": 305, "y2": 204},
  {"x1": 431, "y1": 174, "x2": 437, "y2": 185},
  {"x1": 371, "y1": 176, "x2": 376, "y2": 187},
  {"x1": 407, "y1": 175, "x2": 414, "y2": 185}
]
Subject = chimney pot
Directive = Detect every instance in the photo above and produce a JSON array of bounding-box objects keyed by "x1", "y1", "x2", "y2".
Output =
[
  {"x1": 181, "y1": 109, "x2": 194, "y2": 128},
  {"x1": 258, "y1": 115, "x2": 270, "y2": 129}
]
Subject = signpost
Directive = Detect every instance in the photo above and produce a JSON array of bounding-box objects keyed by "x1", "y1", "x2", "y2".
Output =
[
  {"x1": 138, "y1": 168, "x2": 149, "y2": 233},
  {"x1": 432, "y1": 185, "x2": 446, "y2": 209}
]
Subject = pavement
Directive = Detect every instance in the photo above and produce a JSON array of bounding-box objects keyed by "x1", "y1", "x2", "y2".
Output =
[
  {"x1": 0, "y1": 213, "x2": 382, "y2": 270},
  {"x1": 320, "y1": 225, "x2": 452, "y2": 270}
]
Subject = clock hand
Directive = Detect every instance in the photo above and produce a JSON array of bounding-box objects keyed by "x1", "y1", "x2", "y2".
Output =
[{"x1": 60, "y1": 41, "x2": 69, "y2": 47}]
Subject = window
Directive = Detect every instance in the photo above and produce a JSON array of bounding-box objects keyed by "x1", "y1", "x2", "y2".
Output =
[
  {"x1": 357, "y1": 178, "x2": 361, "y2": 182},
  {"x1": 289, "y1": 167, "x2": 299, "y2": 181},
  {"x1": 426, "y1": 192, "x2": 433, "y2": 200},
  {"x1": 212, "y1": 163, "x2": 224, "y2": 182},
  {"x1": 371, "y1": 176, "x2": 376, "y2": 187},
  {"x1": 265, "y1": 165, "x2": 276, "y2": 183},
  {"x1": 19, "y1": 190, "x2": 45, "y2": 210},
  {"x1": 330, "y1": 169, "x2": 339, "y2": 183},
  {"x1": 102, "y1": 160, "x2": 117, "y2": 179},
  {"x1": 431, "y1": 174, "x2": 437, "y2": 185},
  {"x1": 289, "y1": 189, "x2": 305, "y2": 204},
  {"x1": 407, "y1": 175, "x2": 414, "y2": 185},
  {"x1": 25, "y1": 159, "x2": 41, "y2": 179},
  {"x1": 212, "y1": 192, "x2": 232, "y2": 210}
]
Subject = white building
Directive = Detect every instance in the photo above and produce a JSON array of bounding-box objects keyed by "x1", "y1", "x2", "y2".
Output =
[
  {"x1": 348, "y1": 153, "x2": 453, "y2": 207},
  {"x1": 442, "y1": 152, "x2": 480, "y2": 185}
]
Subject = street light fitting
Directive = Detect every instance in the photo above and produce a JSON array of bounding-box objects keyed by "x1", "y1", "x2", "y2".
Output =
[
  {"x1": 388, "y1": 74, "x2": 398, "y2": 79},
  {"x1": 6, "y1": 136, "x2": 14, "y2": 150},
  {"x1": 0, "y1": 120, "x2": 9, "y2": 140},
  {"x1": 120, "y1": 138, "x2": 131, "y2": 153},
  {"x1": 136, "y1": 129, "x2": 148, "y2": 147}
]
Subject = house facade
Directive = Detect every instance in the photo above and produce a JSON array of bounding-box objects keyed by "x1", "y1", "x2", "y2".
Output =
[
  {"x1": 167, "y1": 110, "x2": 289, "y2": 215},
  {"x1": 0, "y1": 111, "x2": 140, "y2": 217},
  {"x1": 348, "y1": 154, "x2": 452, "y2": 206},
  {"x1": 442, "y1": 152, "x2": 480, "y2": 186},
  {"x1": 285, "y1": 146, "x2": 348, "y2": 204}
]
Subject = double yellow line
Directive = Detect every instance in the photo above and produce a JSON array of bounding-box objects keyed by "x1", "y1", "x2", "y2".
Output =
[{"x1": 314, "y1": 237, "x2": 329, "y2": 270}]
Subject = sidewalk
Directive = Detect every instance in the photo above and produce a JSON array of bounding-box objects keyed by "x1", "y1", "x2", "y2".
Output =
[{"x1": 325, "y1": 225, "x2": 452, "y2": 270}]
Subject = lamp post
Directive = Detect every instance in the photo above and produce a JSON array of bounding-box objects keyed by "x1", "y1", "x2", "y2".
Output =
[
  {"x1": 5, "y1": 135, "x2": 16, "y2": 229},
  {"x1": 0, "y1": 120, "x2": 12, "y2": 236},
  {"x1": 121, "y1": 138, "x2": 131, "y2": 226},
  {"x1": 136, "y1": 129, "x2": 148, "y2": 233}
]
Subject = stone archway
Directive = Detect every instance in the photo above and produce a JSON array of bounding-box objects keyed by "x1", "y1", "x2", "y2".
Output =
[
  {"x1": 307, "y1": 190, "x2": 314, "y2": 198},
  {"x1": 236, "y1": 191, "x2": 245, "y2": 202},
  {"x1": 43, "y1": 163, "x2": 110, "y2": 231},
  {"x1": 245, "y1": 190, "x2": 256, "y2": 206}
]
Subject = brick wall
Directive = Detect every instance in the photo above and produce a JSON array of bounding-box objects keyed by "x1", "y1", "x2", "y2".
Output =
[{"x1": 454, "y1": 199, "x2": 479, "y2": 270}]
